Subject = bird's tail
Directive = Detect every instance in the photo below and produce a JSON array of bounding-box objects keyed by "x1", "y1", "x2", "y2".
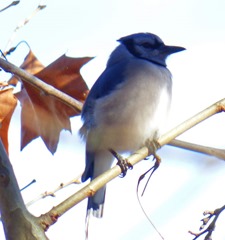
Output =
[
  {"x1": 82, "y1": 149, "x2": 113, "y2": 215},
  {"x1": 87, "y1": 186, "x2": 106, "y2": 218},
  {"x1": 85, "y1": 187, "x2": 106, "y2": 240}
]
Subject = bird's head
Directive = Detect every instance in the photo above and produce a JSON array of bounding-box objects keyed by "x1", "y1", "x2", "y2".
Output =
[{"x1": 118, "y1": 32, "x2": 185, "y2": 67}]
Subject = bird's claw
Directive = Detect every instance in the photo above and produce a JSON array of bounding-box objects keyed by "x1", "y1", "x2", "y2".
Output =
[
  {"x1": 145, "y1": 138, "x2": 161, "y2": 162},
  {"x1": 118, "y1": 158, "x2": 133, "y2": 178},
  {"x1": 109, "y1": 149, "x2": 133, "y2": 178}
]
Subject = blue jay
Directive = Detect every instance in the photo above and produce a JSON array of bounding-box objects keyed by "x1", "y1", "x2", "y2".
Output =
[{"x1": 80, "y1": 32, "x2": 185, "y2": 218}]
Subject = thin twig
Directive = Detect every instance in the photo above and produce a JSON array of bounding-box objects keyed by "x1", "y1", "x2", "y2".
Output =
[
  {"x1": 26, "y1": 176, "x2": 81, "y2": 207},
  {"x1": 4, "y1": 3, "x2": 46, "y2": 54},
  {"x1": 189, "y1": 205, "x2": 225, "y2": 239},
  {"x1": 0, "y1": 1, "x2": 20, "y2": 13}
]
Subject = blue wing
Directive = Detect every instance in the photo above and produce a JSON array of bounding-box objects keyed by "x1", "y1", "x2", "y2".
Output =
[
  {"x1": 81, "y1": 60, "x2": 128, "y2": 129},
  {"x1": 88, "y1": 61, "x2": 127, "y2": 99}
]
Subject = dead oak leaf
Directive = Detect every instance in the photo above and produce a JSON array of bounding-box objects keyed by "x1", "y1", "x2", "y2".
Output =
[{"x1": 16, "y1": 54, "x2": 92, "y2": 154}]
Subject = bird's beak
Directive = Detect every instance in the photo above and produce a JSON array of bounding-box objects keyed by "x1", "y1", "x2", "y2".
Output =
[{"x1": 163, "y1": 45, "x2": 186, "y2": 55}]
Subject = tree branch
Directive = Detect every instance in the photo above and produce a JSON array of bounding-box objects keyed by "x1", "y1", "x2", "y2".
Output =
[
  {"x1": 169, "y1": 139, "x2": 225, "y2": 161},
  {"x1": 0, "y1": 139, "x2": 48, "y2": 239},
  {"x1": 0, "y1": 57, "x2": 83, "y2": 112},
  {"x1": 39, "y1": 98, "x2": 225, "y2": 229},
  {"x1": 189, "y1": 205, "x2": 225, "y2": 239},
  {"x1": 26, "y1": 176, "x2": 81, "y2": 207}
]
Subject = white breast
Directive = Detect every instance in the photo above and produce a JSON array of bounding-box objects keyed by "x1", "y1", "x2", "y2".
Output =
[{"x1": 92, "y1": 60, "x2": 172, "y2": 152}]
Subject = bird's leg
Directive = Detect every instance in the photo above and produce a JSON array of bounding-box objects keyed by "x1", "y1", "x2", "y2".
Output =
[
  {"x1": 145, "y1": 137, "x2": 161, "y2": 169},
  {"x1": 140, "y1": 138, "x2": 161, "y2": 196},
  {"x1": 109, "y1": 149, "x2": 133, "y2": 178}
]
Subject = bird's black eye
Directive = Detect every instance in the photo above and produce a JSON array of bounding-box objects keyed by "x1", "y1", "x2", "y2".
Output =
[{"x1": 141, "y1": 42, "x2": 152, "y2": 48}]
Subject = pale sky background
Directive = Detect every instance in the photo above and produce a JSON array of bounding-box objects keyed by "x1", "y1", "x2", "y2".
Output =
[{"x1": 1, "y1": 0, "x2": 225, "y2": 239}]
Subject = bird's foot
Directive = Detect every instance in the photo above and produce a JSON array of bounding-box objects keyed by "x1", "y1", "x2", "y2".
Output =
[
  {"x1": 145, "y1": 138, "x2": 161, "y2": 173},
  {"x1": 109, "y1": 149, "x2": 133, "y2": 178},
  {"x1": 145, "y1": 138, "x2": 161, "y2": 162}
]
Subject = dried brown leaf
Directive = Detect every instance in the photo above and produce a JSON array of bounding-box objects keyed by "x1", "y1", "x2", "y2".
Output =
[{"x1": 0, "y1": 88, "x2": 17, "y2": 154}]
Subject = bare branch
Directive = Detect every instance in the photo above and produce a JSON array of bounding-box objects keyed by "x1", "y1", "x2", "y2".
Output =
[
  {"x1": 169, "y1": 139, "x2": 225, "y2": 161},
  {"x1": 26, "y1": 176, "x2": 81, "y2": 207},
  {"x1": 0, "y1": 57, "x2": 83, "y2": 112},
  {"x1": 189, "y1": 205, "x2": 225, "y2": 239}
]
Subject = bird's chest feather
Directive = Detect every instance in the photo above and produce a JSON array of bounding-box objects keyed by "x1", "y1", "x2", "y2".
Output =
[{"x1": 94, "y1": 62, "x2": 172, "y2": 150}]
